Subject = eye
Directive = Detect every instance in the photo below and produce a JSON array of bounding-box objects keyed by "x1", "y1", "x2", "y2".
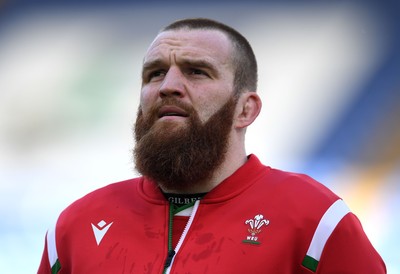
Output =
[
  {"x1": 188, "y1": 68, "x2": 209, "y2": 78},
  {"x1": 147, "y1": 70, "x2": 166, "y2": 82}
]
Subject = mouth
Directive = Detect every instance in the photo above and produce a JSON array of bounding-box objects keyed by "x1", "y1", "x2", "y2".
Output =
[{"x1": 158, "y1": 105, "x2": 189, "y2": 118}]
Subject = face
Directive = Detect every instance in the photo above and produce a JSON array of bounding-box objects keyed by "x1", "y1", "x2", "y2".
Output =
[
  {"x1": 140, "y1": 29, "x2": 236, "y2": 125},
  {"x1": 134, "y1": 29, "x2": 239, "y2": 192}
]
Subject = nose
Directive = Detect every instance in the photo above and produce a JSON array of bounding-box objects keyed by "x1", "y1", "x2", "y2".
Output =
[{"x1": 159, "y1": 67, "x2": 186, "y2": 98}]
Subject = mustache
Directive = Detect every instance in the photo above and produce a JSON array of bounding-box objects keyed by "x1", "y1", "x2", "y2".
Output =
[
  {"x1": 135, "y1": 98, "x2": 197, "y2": 142},
  {"x1": 142, "y1": 98, "x2": 196, "y2": 121}
]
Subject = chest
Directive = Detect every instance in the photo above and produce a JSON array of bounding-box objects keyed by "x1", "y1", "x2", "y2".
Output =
[{"x1": 58, "y1": 203, "x2": 314, "y2": 274}]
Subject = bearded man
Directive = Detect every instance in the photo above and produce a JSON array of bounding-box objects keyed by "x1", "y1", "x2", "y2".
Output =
[{"x1": 38, "y1": 18, "x2": 386, "y2": 274}]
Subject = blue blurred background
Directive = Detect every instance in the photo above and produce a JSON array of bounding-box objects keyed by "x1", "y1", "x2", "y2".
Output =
[{"x1": 0, "y1": 0, "x2": 399, "y2": 273}]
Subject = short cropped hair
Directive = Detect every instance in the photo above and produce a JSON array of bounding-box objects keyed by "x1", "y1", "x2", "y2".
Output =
[{"x1": 161, "y1": 18, "x2": 258, "y2": 94}]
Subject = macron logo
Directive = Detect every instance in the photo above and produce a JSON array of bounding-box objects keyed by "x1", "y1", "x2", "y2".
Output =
[{"x1": 91, "y1": 220, "x2": 113, "y2": 245}]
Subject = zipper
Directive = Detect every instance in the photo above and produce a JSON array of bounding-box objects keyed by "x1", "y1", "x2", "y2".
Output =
[
  {"x1": 163, "y1": 200, "x2": 200, "y2": 274},
  {"x1": 163, "y1": 202, "x2": 175, "y2": 274}
]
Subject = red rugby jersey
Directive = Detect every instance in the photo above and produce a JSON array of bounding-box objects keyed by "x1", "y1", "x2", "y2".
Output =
[{"x1": 38, "y1": 155, "x2": 386, "y2": 273}]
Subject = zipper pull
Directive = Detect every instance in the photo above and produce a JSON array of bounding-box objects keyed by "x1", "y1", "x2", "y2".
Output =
[{"x1": 164, "y1": 250, "x2": 176, "y2": 268}]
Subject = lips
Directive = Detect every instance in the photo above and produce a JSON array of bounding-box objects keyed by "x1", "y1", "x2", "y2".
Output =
[{"x1": 158, "y1": 105, "x2": 189, "y2": 118}]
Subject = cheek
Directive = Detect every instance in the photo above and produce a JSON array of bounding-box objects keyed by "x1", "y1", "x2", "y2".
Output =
[
  {"x1": 195, "y1": 95, "x2": 229, "y2": 123},
  {"x1": 139, "y1": 87, "x2": 157, "y2": 113}
]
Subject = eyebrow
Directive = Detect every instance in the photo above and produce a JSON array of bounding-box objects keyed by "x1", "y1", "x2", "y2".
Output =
[
  {"x1": 180, "y1": 58, "x2": 218, "y2": 71},
  {"x1": 142, "y1": 57, "x2": 218, "y2": 79}
]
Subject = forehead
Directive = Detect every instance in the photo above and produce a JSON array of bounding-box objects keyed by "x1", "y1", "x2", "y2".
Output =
[{"x1": 144, "y1": 29, "x2": 234, "y2": 65}]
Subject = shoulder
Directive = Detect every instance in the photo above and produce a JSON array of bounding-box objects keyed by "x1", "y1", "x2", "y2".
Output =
[
  {"x1": 56, "y1": 178, "x2": 142, "y2": 225},
  {"x1": 247, "y1": 155, "x2": 339, "y2": 203},
  {"x1": 72, "y1": 178, "x2": 140, "y2": 205},
  {"x1": 241, "y1": 155, "x2": 341, "y2": 215},
  {"x1": 261, "y1": 167, "x2": 340, "y2": 206}
]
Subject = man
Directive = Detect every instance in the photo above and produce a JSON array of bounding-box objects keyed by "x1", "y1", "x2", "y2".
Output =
[{"x1": 38, "y1": 18, "x2": 386, "y2": 273}]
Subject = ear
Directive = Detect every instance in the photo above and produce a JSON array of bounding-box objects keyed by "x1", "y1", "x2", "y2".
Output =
[{"x1": 234, "y1": 92, "x2": 262, "y2": 129}]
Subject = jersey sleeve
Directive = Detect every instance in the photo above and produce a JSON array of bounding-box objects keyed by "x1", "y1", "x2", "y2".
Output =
[
  {"x1": 37, "y1": 233, "x2": 52, "y2": 274},
  {"x1": 316, "y1": 212, "x2": 386, "y2": 273},
  {"x1": 37, "y1": 226, "x2": 61, "y2": 274}
]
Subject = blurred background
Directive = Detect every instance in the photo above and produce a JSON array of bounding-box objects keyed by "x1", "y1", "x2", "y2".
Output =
[{"x1": 0, "y1": 0, "x2": 399, "y2": 273}]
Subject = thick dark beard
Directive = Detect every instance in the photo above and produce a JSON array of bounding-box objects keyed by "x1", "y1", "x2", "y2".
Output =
[{"x1": 133, "y1": 96, "x2": 238, "y2": 193}]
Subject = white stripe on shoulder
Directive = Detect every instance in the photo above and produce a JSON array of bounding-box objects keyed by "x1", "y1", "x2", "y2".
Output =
[
  {"x1": 306, "y1": 199, "x2": 350, "y2": 261},
  {"x1": 46, "y1": 223, "x2": 59, "y2": 268}
]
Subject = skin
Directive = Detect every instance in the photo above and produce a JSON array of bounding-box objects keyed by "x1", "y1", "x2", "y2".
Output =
[{"x1": 140, "y1": 29, "x2": 262, "y2": 193}]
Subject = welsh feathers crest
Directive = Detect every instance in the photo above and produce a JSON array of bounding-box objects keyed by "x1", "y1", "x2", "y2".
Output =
[{"x1": 243, "y1": 214, "x2": 270, "y2": 245}]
